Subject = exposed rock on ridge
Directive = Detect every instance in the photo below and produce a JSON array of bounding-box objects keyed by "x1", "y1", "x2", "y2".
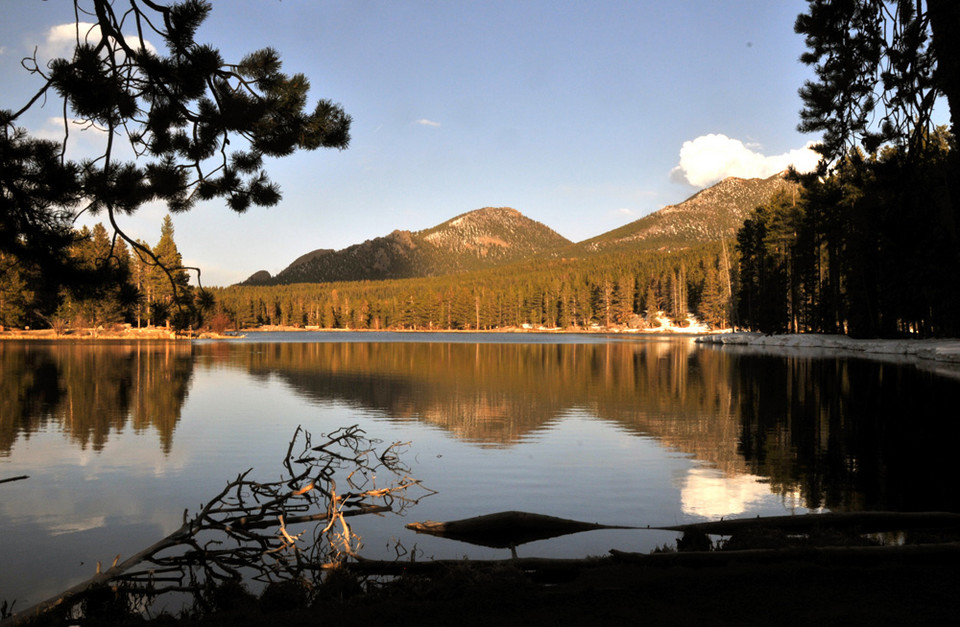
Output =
[
  {"x1": 240, "y1": 174, "x2": 797, "y2": 286},
  {"x1": 242, "y1": 207, "x2": 571, "y2": 285},
  {"x1": 576, "y1": 173, "x2": 798, "y2": 254}
]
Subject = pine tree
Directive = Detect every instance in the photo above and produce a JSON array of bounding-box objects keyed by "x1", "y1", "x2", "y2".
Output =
[
  {"x1": 89, "y1": 223, "x2": 127, "y2": 325},
  {"x1": 146, "y1": 216, "x2": 190, "y2": 327},
  {"x1": 130, "y1": 239, "x2": 151, "y2": 327},
  {"x1": 698, "y1": 265, "x2": 727, "y2": 329},
  {"x1": 796, "y1": 0, "x2": 958, "y2": 162},
  {"x1": 0, "y1": 253, "x2": 30, "y2": 328},
  {"x1": 612, "y1": 275, "x2": 634, "y2": 325},
  {"x1": 3, "y1": 1, "x2": 351, "y2": 326}
]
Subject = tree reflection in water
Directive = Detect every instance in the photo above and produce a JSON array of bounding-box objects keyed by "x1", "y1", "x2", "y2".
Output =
[
  {"x1": 197, "y1": 339, "x2": 960, "y2": 513},
  {"x1": 0, "y1": 341, "x2": 193, "y2": 455},
  {"x1": 3, "y1": 336, "x2": 958, "y2": 514},
  {"x1": 732, "y1": 353, "x2": 960, "y2": 512}
]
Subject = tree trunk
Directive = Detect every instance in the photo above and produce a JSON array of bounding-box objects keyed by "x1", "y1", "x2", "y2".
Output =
[
  {"x1": 927, "y1": 0, "x2": 960, "y2": 144},
  {"x1": 927, "y1": 0, "x2": 960, "y2": 245}
]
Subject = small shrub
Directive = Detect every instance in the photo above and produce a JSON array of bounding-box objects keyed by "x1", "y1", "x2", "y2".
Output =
[
  {"x1": 652, "y1": 543, "x2": 677, "y2": 554},
  {"x1": 676, "y1": 530, "x2": 712, "y2": 552},
  {"x1": 208, "y1": 579, "x2": 258, "y2": 614},
  {"x1": 314, "y1": 566, "x2": 363, "y2": 603},
  {"x1": 208, "y1": 311, "x2": 232, "y2": 335},
  {"x1": 51, "y1": 318, "x2": 68, "y2": 336},
  {"x1": 259, "y1": 579, "x2": 311, "y2": 613}
]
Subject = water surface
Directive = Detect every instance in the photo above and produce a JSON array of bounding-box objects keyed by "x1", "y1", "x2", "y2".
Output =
[{"x1": 1, "y1": 333, "x2": 958, "y2": 609}]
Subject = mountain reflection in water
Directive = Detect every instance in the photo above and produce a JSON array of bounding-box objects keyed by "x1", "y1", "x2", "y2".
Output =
[
  {"x1": 2, "y1": 334, "x2": 959, "y2": 610},
  {"x1": 2, "y1": 335, "x2": 958, "y2": 515}
]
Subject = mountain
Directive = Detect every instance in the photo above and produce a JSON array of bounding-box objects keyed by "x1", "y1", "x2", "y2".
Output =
[
  {"x1": 242, "y1": 207, "x2": 571, "y2": 285},
  {"x1": 575, "y1": 172, "x2": 798, "y2": 254},
  {"x1": 240, "y1": 174, "x2": 797, "y2": 286}
]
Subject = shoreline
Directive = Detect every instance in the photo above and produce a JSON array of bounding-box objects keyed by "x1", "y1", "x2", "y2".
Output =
[
  {"x1": 696, "y1": 331, "x2": 960, "y2": 365},
  {"x1": 0, "y1": 324, "x2": 717, "y2": 341},
  {"x1": 0, "y1": 327, "x2": 230, "y2": 341},
  {"x1": 240, "y1": 323, "x2": 715, "y2": 334},
  {"x1": 4, "y1": 326, "x2": 960, "y2": 368}
]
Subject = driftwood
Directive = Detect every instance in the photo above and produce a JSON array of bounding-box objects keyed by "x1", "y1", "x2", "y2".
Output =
[
  {"x1": 8, "y1": 425, "x2": 430, "y2": 625},
  {"x1": 337, "y1": 541, "x2": 960, "y2": 579},
  {"x1": 0, "y1": 475, "x2": 28, "y2": 485},
  {"x1": 406, "y1": 511, "x2": 637, "y2": 550},
  {"x1": 404, "y1": 510, "x2": 960, "y2": 553},
  {"x1": 654, "y1": 511, "x2": 960, "y2": 536},
  {"x1": 610, "y1": 541, "x2": 960, "y2": 566},
  {"x1": 346, "y1": 555, "x2": 611, "y2": 576}
]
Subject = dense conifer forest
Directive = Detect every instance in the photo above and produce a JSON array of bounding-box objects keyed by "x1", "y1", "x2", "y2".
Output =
[
  {"x1": 5, "y1": 133, "x2": 958, "y2": 338},
  {"x1": 5, "y1": 134, "x2": 958, "y2": 338},
  {"x1": 1, "y1": 208, "x2": 737, "y2": 333},
  {"x1": 736, "y1": 129, "x2": 959, "y2": 338},
  {"x1": 210, "y1": 241, "x2": 733, "y2": 332},
  {"x1": 0, "y1": 215, "x2": 200, "y2": 331}
]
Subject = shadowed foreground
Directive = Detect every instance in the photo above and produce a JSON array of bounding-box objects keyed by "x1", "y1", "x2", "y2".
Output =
[{"x1": 84, "y1": 549, "x2": 955, "y2": 626}]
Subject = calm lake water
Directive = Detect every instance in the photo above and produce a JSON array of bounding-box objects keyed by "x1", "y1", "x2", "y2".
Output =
[{"x1": 2, "y1": 332, "x2": 959, "y2": 609}]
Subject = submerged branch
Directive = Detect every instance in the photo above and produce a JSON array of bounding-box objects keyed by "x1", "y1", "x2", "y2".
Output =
[
  {"x1": 8, "y1": 424, "x2": 428, "y2": 625},
  {"x1": 654, "y1": 511, "x2": 960, "y2": 535}
]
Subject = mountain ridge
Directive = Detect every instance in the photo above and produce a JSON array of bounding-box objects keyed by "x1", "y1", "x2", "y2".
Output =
[
  {"x1": 242, "y1": 206, "x2": 571, "y2": 285},
  {"x1": 241, "y1": 174, "x2": 797, "y2": 286},
  {"x1": 575, "y1": 172, "x2": 797, "y2": 254}
]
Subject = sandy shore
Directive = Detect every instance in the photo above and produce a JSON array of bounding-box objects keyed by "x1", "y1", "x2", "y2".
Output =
[
  {"x1": 697, "y1": 332, "x2": 960, "y2": 374},
  {"x1": 5, "y1": 325, "x2": 959, "y2": 370},
  {"x1": 0, "y1": 327, "x2": 231, "y2": 340}
]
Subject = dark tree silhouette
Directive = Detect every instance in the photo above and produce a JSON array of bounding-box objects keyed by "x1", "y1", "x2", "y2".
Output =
[
  {"x1": 2, "y1": 0, "x2": 350, "y2": 310},
  {"x1": 784, "y1": 1, "x2": 960, "y2": 337},
  {"x1": 796, "y1": 0, "x2": 959, "y2": 162}
]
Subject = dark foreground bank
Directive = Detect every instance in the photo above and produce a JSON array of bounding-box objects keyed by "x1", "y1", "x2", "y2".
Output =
[{"x1": 20, "y1": 547, "x2": 956, "y2": 627}]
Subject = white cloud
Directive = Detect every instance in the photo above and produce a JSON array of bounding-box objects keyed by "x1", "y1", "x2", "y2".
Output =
[
  {"x1": 32, "y1": 116, "x2": 125, "y2": 162},
  {"x1": 41, "y1": 22, "x2": 103, "y2": 59},
  {"x1": 34, "y1": 116, "x2": 107, "y2": 141},
  {"x1": 671, "y1": 133, "x2": 820, "y2": 188},
  {"x1": 680, "y1": 467, "x2": 803, "y2": 518},
  {"x1": 414, "y1": 119, "x2": 441, "y2": 127},
  {"x1": 39, "y1": 22, "x2": 157, "y2": 61}
]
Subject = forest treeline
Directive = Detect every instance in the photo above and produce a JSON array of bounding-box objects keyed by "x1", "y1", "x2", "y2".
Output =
[
  {"x1": 737, "y1": 129, "x2": 959, "y2": 337},
  {"x1": 3, "y1": 134, "x2": 957, "y2": 338},
  {"x1": 209, "y1": 241, "x2": 734, "y2": 332},
  {"x1": 1, "y1": 210, "x2": 734, "y2": 334},
  {"x1": 200, "y1": 126, "x2": 960, "y2": 339},
  {"x1": 0, "y1": 215, "x2": 210, "y2": 331}
]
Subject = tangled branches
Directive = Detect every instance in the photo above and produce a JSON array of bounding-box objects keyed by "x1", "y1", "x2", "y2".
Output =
[
  {"x1": 12, "y1": 424, "x2": 430, "y2": 623},
  {"x1": 3, "y1": 0, "x2": 351, "y2": 309}
]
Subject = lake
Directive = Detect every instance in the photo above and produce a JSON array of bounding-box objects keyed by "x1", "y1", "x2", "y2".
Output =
[{"x1": 2, "y1": 332, "x2": 959, "y2": 610}]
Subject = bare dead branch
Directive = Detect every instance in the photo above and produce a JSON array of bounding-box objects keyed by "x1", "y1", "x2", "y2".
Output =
[{"x1": 8, "y1": 424, "x2": 429, "y2": 625}]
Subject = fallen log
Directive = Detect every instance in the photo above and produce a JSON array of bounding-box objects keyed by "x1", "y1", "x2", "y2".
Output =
[
  {"x1": 654, "y1": 511, "x2": 960, "y2": 536},
  {"x1": 335, "y1": 540, "x2": 960, "y2": 579},
  {"x1": 406, "y1": 511, "x2": 638, "y2": 549},
  {"x1": 7, "y1": 425, "x2": 425, "y2": 626},
  {"x1": 342, "y1": 555, "x2": 611, "y2": 576},
  {"x1": 610, "y1": 541, "x2": 960, "y2": 567}
]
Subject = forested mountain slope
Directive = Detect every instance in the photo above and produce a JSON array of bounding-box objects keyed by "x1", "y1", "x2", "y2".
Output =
[
  {"x1": 240, "y1": 174, "x2": 794, "y2": 286},
  {"x1": 575, "y1": 173, "x2": 799, "y2": 254},
  {"x1": 241, "y1": 207, "x2": 571, "y2": 285}
]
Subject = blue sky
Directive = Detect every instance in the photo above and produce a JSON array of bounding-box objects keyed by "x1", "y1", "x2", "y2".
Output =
[{"x1": 3, "y1": 1, "x2": 829, "y2": 286}]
